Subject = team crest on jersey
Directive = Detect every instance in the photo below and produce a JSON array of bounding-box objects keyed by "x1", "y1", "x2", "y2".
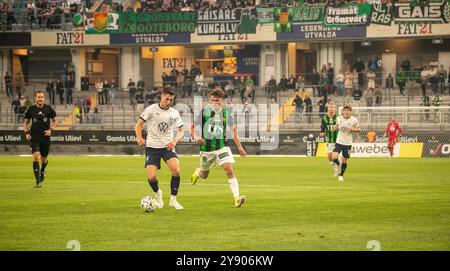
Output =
[{"x1": 157, "y1": 122, "x2": 169, "y2": 133}]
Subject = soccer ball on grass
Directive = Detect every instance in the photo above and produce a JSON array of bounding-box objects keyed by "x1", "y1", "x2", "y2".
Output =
[{"x1": 140, "y1": 196, "x2": 158, "y2": 213}]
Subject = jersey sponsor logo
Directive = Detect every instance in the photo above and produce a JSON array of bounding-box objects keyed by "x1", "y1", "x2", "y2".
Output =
[
  {"x1": 218, "y1": 152, "x2": 229, "y2": 159},
  {"x1": 157, "y1": 122, "x2": 170, "y2": 133}
]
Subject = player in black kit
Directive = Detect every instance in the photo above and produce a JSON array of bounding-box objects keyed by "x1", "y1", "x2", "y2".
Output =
[{"x1": 23, "y1": 91, "x2": 57, "y2": 188}]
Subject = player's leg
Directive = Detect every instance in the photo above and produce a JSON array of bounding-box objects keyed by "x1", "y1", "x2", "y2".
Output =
[
  {"x1": 331, "y1": 144, "x2": 342, "y2": 176},
  {"x1": 145, "y1": 148, "x2": 164, "y2": 208},
  {"x1": 217, "y1": 147, "x2": 245, "y2": 207},
  {"x1": 327, "y1": 143, "x2": 339, "y2": 176},
  {"x1": 338, "y1": 147, "x2": 351, "y2": 182},
  {"x1": 166, "y1": 157, "x2": 184, "y2": 210},
  {"x1": 387, "y1": 139, "x2": 394, "y2": 157},
  {"x1": 31, "y1": 141, "x2": 41, "y2": 187},
  {"x1": 191, "y1": 152, "x2": 215, "y2": 185},
  {"x1": 39, "y1": 142, "x2": 50, "y2": 184}
]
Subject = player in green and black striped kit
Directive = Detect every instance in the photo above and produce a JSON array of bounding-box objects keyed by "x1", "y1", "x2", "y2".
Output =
[
  {"x1": 320, "y1": 102, "x2": 340, "y2": 176},
  {"x1": 190, "y1": 88, "x2": 247, "y2": 207}
]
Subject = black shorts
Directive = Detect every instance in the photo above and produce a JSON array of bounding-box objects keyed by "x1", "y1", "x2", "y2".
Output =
[
  {"x1": 333, "y1": 143, "x2": 351, "y2": 159},
  {"x1": 30, "y1": 140, "x2": 50, "y2": 157},
  {"x1": 145, "y1": 147, "x2": 178, "y2": 169}
]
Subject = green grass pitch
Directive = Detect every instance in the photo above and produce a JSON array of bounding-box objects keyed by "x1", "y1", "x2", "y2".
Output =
[{"x1": 1, "y1": 156, "x2": 449, "y2": 251}]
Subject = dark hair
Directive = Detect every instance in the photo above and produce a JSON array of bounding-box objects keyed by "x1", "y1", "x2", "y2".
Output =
[
  {"x1": 343, "y1": 105, "x2": 352, "y2": 111},
  {"x1": 34, "y1": 90, "x2": 45, "y2": 97},
  {"x1": 209, "y1": 88, "x2": 225, "y2": 98},
  {"x1": 162, "y1": 86, "x2": 175, "y2": 96}
]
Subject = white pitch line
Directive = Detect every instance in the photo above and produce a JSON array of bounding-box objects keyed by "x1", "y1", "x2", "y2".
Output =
[{"x1": 116, "y1": 181, "x2": 351, "y2": 190}]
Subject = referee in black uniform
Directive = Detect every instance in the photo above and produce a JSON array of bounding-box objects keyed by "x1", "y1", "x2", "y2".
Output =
[{"x1": 23, "y1": 90, "x2": 57, "y2": 188}]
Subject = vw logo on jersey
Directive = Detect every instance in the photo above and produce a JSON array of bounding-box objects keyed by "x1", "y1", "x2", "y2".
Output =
[{"x1": 157, "y1": 122, "x2": 169, "y2": 133}]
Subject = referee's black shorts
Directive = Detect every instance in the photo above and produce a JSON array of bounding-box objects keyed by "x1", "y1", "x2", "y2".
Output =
[
  {"x1": 30, "y1": 140, "x2": 51, "y2": 157},
  {"x1": 145, "y1": 147, "x2": 178, "y2": 169}
]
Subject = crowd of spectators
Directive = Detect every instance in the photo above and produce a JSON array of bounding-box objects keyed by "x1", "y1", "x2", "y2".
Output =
[{"x1": 0, "y1": 0, "x2": 397, "y2": 31}]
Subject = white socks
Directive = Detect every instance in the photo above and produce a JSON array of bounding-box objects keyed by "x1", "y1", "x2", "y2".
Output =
[
  {"x1": 170, "y1": 195, "x2": 177, "y2": 202},
  {"x1": 228, "y1": 178, "x2": 240, "y2": 199}
]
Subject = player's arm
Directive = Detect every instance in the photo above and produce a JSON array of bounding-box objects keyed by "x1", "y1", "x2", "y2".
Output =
[
  {"x1": 230, "y1": 125, "x2": 247, "y2": 157},
  {"x1": 167, "y1": 126, "x2": 184, "y2": 150},
  {"x1": 135, "y1": 118, "x2": 146, "y2": 146},
  {"x1": 397, "y1": 124, "x2": 403, "y2": 137},
  {"x1": 190, "y1": 122, "x2": 204, "y2": 145},
  {"x1": 23, "y1": 118, "x2": 32, "y2": 141},
  {"x1": 190, "y1": 110, "x2": 205, "y2": 145},
  {"x1": 350, "y1": 122, "x2": 361, "y2": 133},
  {"x1": 320, "y1": 117, "x2": 326, "y2": 137},
  {"x1": 44, "y1": 117, "x2": 57, "y2": 136}
]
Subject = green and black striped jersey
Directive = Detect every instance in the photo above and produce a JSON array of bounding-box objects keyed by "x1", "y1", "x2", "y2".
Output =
[
  {"x1": 194, "y1": 106, "x2": 234, "y2": 152},
  {"x1": 321, "y1": 113, "x2": 338, "y2": 143}
]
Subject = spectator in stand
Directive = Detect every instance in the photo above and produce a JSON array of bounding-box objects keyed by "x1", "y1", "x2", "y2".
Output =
[
  {"x1": 303, "y1": 94, "x2": 313, "y2": 124},
  {"x1": 401, "y1": 59, "x2": 411, "y2": 71},
  {"x1": 420, "y1": 66, "x2": 429, "y2": 97},
  {"x1": 367, "y1": 69, "x2": 376, "y2": 92},
  {"x1": 15, "y1": 73, "x2": 23, "y2": 99},
  {"x1": 225, "y1": 80, "x2": 234, "y2": 103},
  {"x1": 95, "y1": 78, "x2": 104, "y2": 105},
  {"x1": 137, "y1": 76, "x2": 145, "y2": 97},
  {"x1": 336, "y1": 70, "x2": 344, "y2": 97},
  {"x1": 267, "y1": 75, "x2": 277, "y2": 102},
  {"x1": 428, "y1": 66, "x2": 438, "y2": 95},
  {"x1": 397, "y1": 67, "x2": 406, "y2": 96},
  {"x1": 385, "y1": 73, "x2": 394, "y2": 100},
  {"x1": 279, "y1": 74, "x2": 288, "y2": 92},
  {"x1": 190, "y1": 63, "x2": 200, "y2": 77},
  {"x1": 245, "y1": 76, "x2": 255, "y2": 103},
  {"x1": 292, "y1": 94, "x2": 303, "y2": 123},
  {"x1": 317, "y1": 95, "x2": 326, "y2": 118},
  {"x1": 375, "y1": 88, "x2": 382, "y2": 107},
  {"x1": 127, "y1": 78, "x2": 136, "y2": 105},
  {"x1": 353, "y1": 57, "x2": 365, "y2": 89},
  {"x1": 83, "y1": 96, "x2": 91, "y2": 116},
  {"x1": 319, "y1": 64, "x2": 328, "y2": 97},
  {"x1": 311, "y1": 68, "x2": 320, "y2": 97},
  {"x1": 11, "y1": 95, "x2": 21, "y2": 122},
  {"x1": 176, "y1": 71, "x2": 185, "y2": 97},
  {"x1": 438, "y1": 65, "x2": 447, "y2": 95},
  {"x1": 288, "y1": 74, "x2": 296, "y2": 92},
  {"x1": 367, "y1": 128, "x2": 376, "y2": 143},
  {"x1": 366, "y1": 88, "x2": 374, "y2": 107},
  {"x1": 56, "y1": 79, "x2": 64, "y2": 105},
  {"x1": 368, "y1": 55, "x2": 379, "y2": 71},
  {"x1": 352, "y1": 87, "x2": 362, "y2": 107},
  {"x1": 103, "y1": 79, "x2": 110, "y2": 105},
  {"x1": 170, "y1": 67, "x2": 179, "y2": 77},
  {"x1": 343, "y1": 59, "x2": 351, "y2": 74},
  {"x1": 4, "y1": 71, "x2": 12, "y2": 98},
  {"x1": 109, "y1": 79, "x2": 117, "y2": 106},
  {"x1": 296, "y1": 75, "x2": 305, "y2": 93},
  {"x1": 422, "y1": 95, "x2": 431, "y2": 121},
  {"x1": 45, "y1": 80, "x2": 55, "y2": 105},
  {"x1": 65, "y1": 75, "x2": 74, "y2": 105},
  {"x1": 344, "y1": 71, "x2": 352, "y2": 97},
  {"x1": 195, "y1": 71, "x2": 204, "y2": 95},
  {"x1": 327, "y1": 63, "x2": 334, "y2": 94}
]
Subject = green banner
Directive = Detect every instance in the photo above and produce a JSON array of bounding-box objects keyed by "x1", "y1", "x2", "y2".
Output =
[
  {"x1": 118, "y1": 12, "x2": 197, "y2": 34},
  {"x1": 394, "y1": 0, "x2": 450, "y2": 24},
  {"x1": 291, "y1": 4, "x2": 324, "y2": 24},
  {"x1": 274, "y1": 7, "x2": 293, "y2": 32},
  {"x1": 256, "y1": 7, "x2": 275, "y2": 24},
  {"x1": 323, "y1": 3, "x2": 371, "y2": 28}
]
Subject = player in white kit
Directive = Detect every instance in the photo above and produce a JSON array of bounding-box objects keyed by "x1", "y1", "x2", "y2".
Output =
[
  {"x1": 135, "y1": 87, "x2": 185, "y2": 210},
  {"x1": 331, "y1": 105, "x2": 361, "y2": 182}
]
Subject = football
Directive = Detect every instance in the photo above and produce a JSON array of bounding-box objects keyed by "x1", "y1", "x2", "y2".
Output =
[{"x1": 140, "y1": 196, "x2": 158, "y2": 213}]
